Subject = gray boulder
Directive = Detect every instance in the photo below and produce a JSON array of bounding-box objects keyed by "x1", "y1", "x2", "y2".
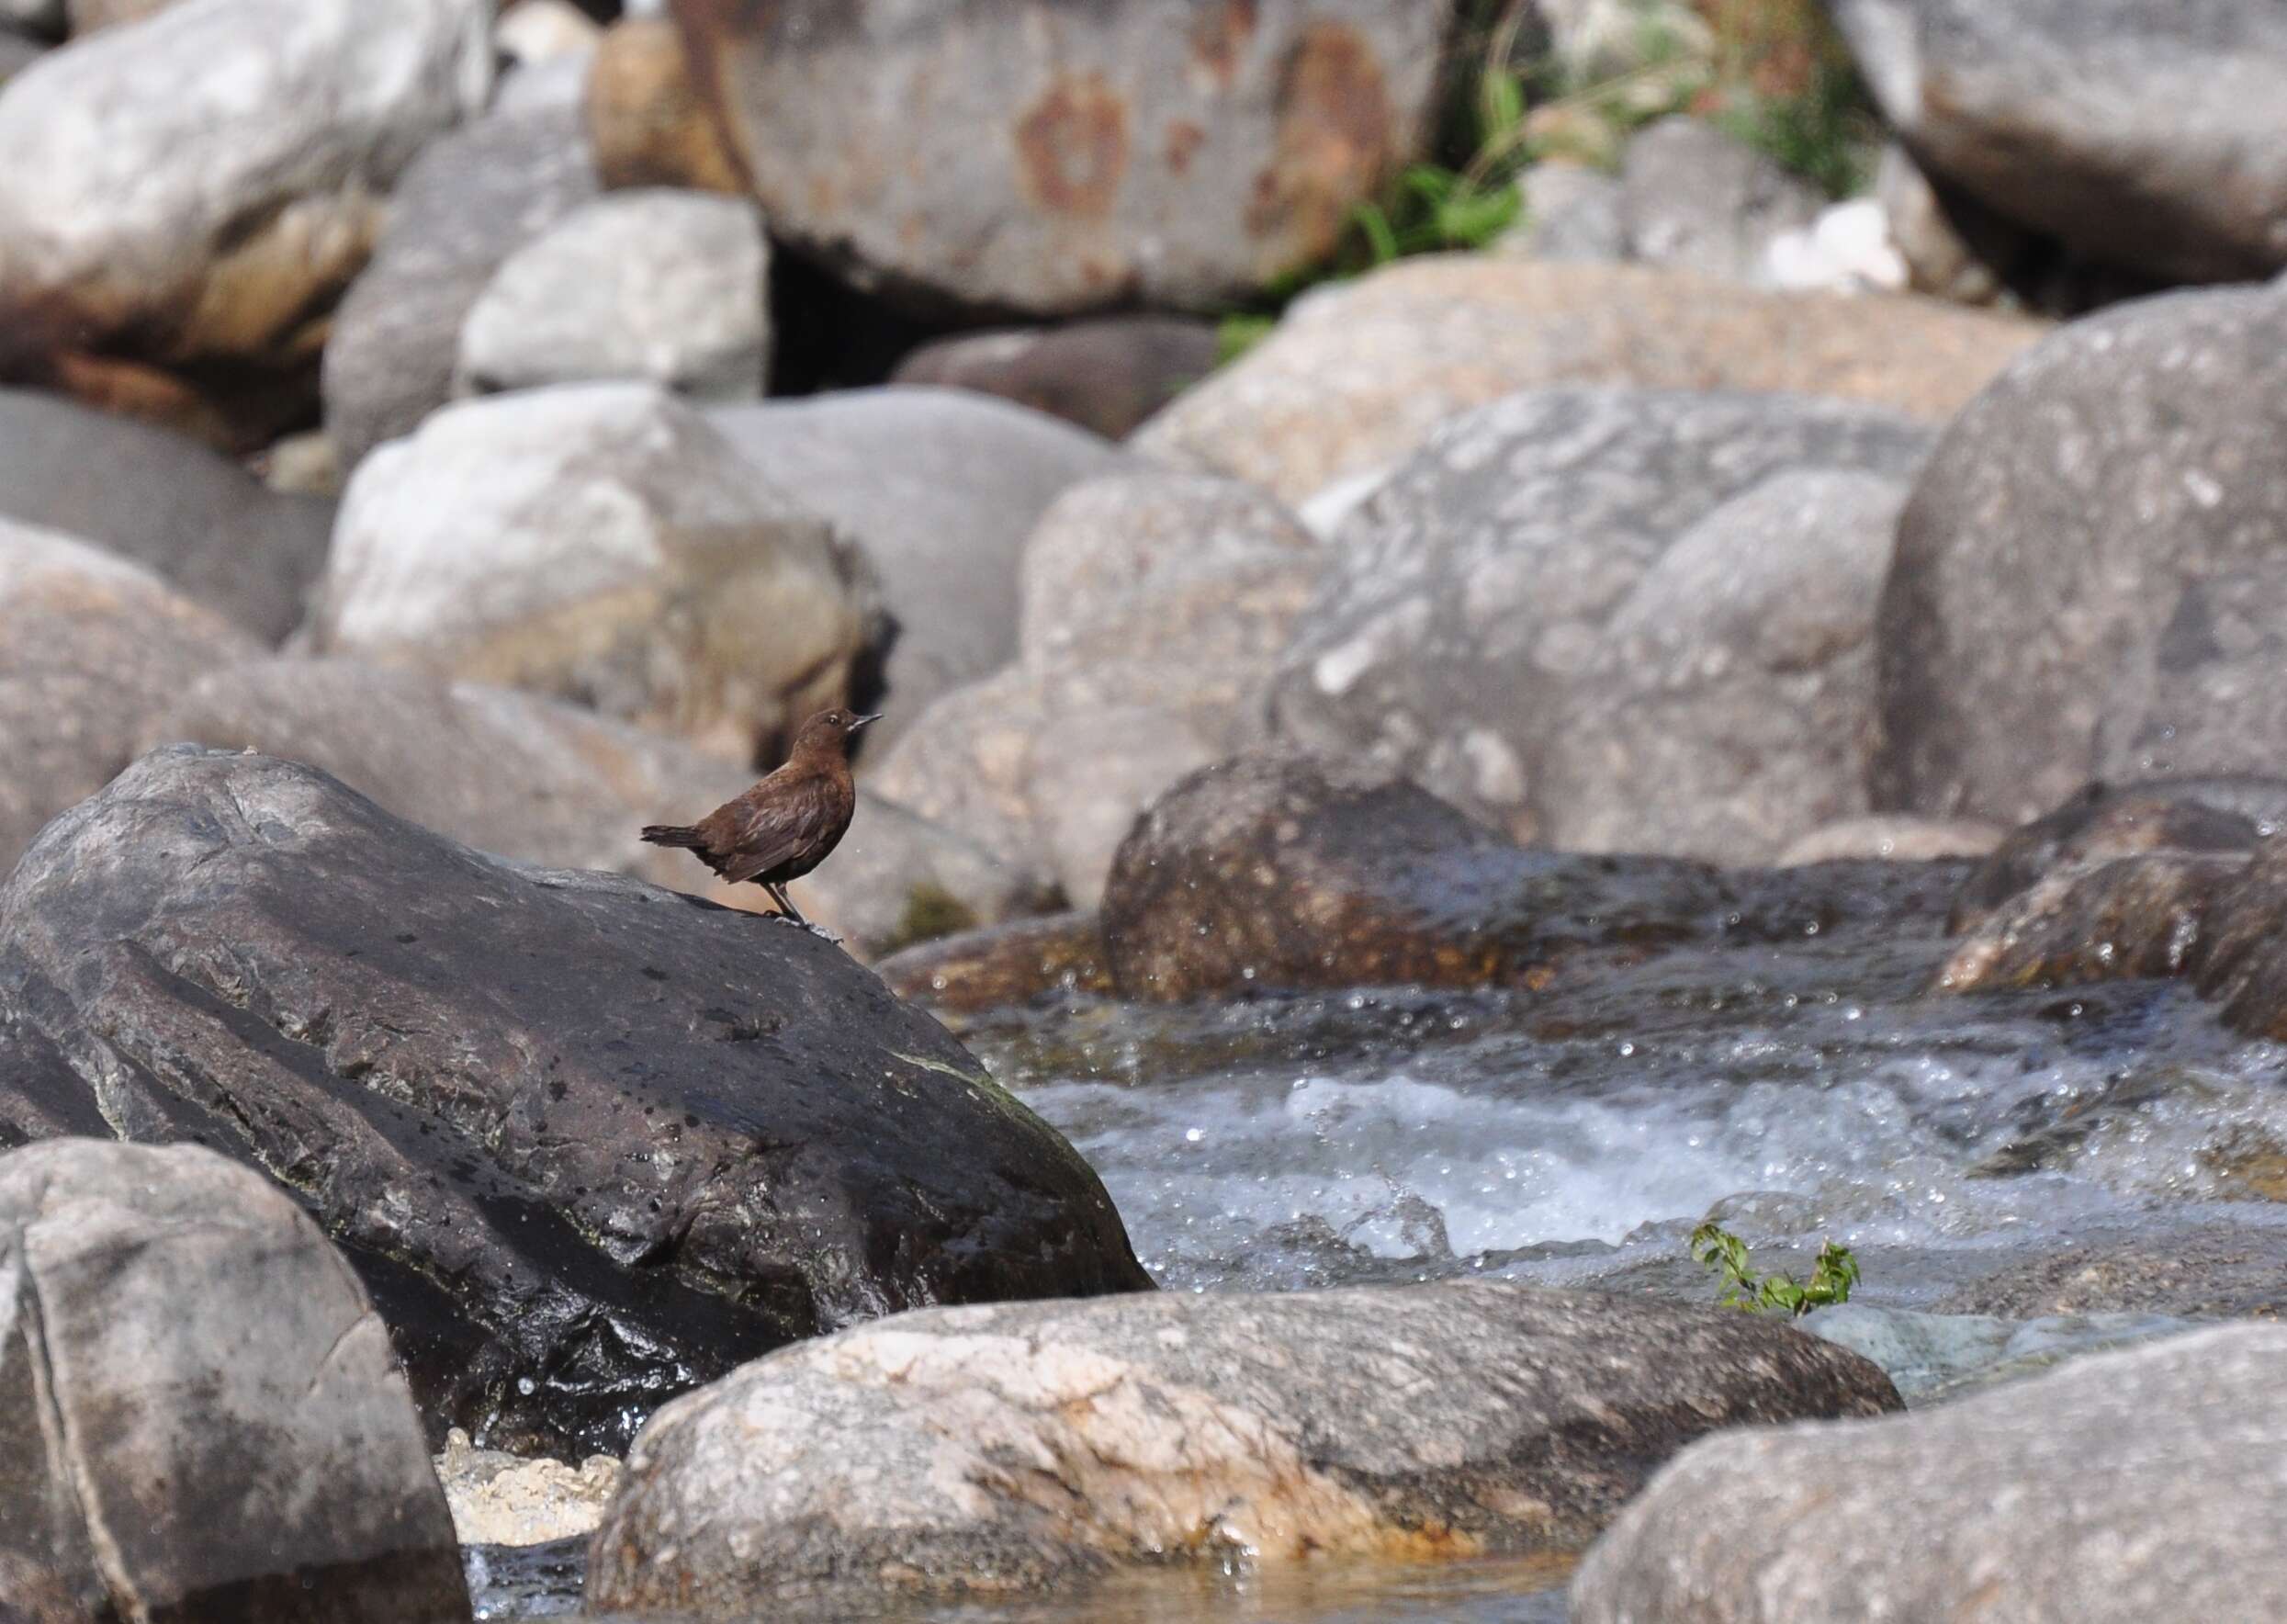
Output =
[
  {"x1": 1572, "y1": 1324, "x2": 2287, "y2": 1623},
  {"x1": 0, "y1": 518, "x2": 261, "y2": 869},
  {"x1": 704, "y1": 388, "x2": 1123, "y2": 756},
  {"x1": 0, "y1": 0, "x2": 489, "y2": 382},
  {"x1": 303, "y1": 383, "x2": 874, "y2": 765},
  {"x1": 456, "y1": 189, "x2": 770, "y2": 400},
  {"x1": 1830, "y1": 0, "x2": 2287, "y2": 284},
  {"x1": 668, "y1": 0, "x2": 1452, "y2": 315},
  {"x1": 1498, "y1": 161, "x2": 1627, "y2": 262},
  {"x1": 890, "y1": 316, "x2": 1221, "y2": 441},
  {"x1": 1938, "y1": 1224, "x2": 2287, "y2": 1323},
  {"x1": 1267, "y1": 389, "x2": 1932, "y2": 848},
  {"x1": 0, "y1": 387, "x2": 332, "y2": 641},
  {"x1": 0, "y1": 1139, "x2": 468, "y2": 1624},
  {"x1": 1873, "y1": 285, "x2": 2287, "y2": 826},
  {"x1": 0, "y1": 748, "x2": 1151, "y2": 1454},
  {"x1": 588, "y1": 1283, "x2": 1898, "y2": 1612},
  {"x1": 1620, "y1": 116, "x2": 1823, "y2": 286},
  {"x1": 322, "y1": 95, "x2": 599, "y2": 468},
  {"x1": 1540, "y1": 469, "x2": 1910, "y2": 862},
  {"x1": 1132, "y1": 256, "x2": 2038, "y2": 505}
]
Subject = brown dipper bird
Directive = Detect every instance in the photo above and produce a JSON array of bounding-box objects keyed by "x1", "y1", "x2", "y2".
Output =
[{"x1": 640, "y1": 707, "x2": 879, "y2": 936}]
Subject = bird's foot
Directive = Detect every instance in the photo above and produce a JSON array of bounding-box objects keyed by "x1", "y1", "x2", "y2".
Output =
[{"x1": 802, "y1": 921, "x2": 844, "y2": 945}]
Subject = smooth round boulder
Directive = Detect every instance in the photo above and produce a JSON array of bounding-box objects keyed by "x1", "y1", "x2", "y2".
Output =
[
  {"x1": 670, "y1": 0, "x2": 1452, "y2": 315},
  {"x1": 1132, "y1": 256, "x2": 2039, "y2": 504},
  {"x1": 0, "y1": 518, "x2": 261, "y2": 869},
  {"x1": 588, "y1": 1283, "x2": 1898, "y2": 1614},
  {"x1": 456, "y1": 189, "x2": 770, "y2": 400},
  {"x1": 1874, "y1": 285, "x2": 2287, "y2": 826},
  {"x1": 303, "y1": 383, "x2": 874, "y2": 765},
  {"x1": 0, "y1": 1139, "x2": 468, "y2": 1624},
  {"x1": 0, "y1": 748, "x2": 1151, "y2": 1454}
]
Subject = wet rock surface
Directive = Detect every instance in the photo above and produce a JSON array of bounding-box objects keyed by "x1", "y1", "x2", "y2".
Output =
[
  {"x1": 1132, "y1": 257, "x2": 2038, "y2": 503},
  {"x1": 1937, "y1": 1226, "x2": 2287, "y2": 1322},
  {"x1": 670, "y1": 0, "x2": 1451, "y2": 315},
  {"x1": 0, "y1": 1139, "x2": 468, "y2": 1624},
  {"x1": 1098, "y1": 754, "x2": 1737, "y2": 1001},
  {"x1": 1830, "y1": 0, "x2": 2287, "y2": 284},
  {"x1": 303, "y1": 383, "x2": 874, "y2": 764},
  {"x1": 587, "y1": 1283, "x2": 1898, "y2": 1613},
  {"x1": 0, "y1": 518, "x2": 262, "y2": 869},
  {"x1": 1265, "y1": 388, "x2": 1932, "y2": 851},
  {"x1": 877, "y1": 913, "x2": 1115, "y2": 1016},
  {"x1": 0, "y1": 388, "x2": 332, "y2": 641},
  {"x1": 1874, "y1": 285, "x2": 2287, "y2": 825},
  {"x1": 0, "y1": 748, "x2": 1151, "y2": 1455},
  {"x1": 1572, "y1": 1325, "x2": 2287, "y2": 1623}
]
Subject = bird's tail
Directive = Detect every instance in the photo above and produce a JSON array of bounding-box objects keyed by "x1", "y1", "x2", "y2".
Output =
[{"x1": 639, "y1": 824, "x2": 705, "y2": 850}]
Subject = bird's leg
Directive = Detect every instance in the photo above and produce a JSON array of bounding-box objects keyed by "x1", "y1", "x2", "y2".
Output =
[{"x1": 763, "y1": 882, "x2": 841, "y2": 944}]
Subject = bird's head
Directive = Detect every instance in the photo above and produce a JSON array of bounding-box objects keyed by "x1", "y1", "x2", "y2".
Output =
[{"x1": 792, "y1": 707, "x2": 882, "y2": 756}]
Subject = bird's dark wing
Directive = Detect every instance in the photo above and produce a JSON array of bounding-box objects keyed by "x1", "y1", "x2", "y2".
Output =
[{"x1": 717, "y1": 774, "x2": 839, "y2": 885}]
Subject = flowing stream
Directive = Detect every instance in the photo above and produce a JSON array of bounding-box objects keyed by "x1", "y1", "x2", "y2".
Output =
[{"x1": 479, "y1": 862, "x2": 2287, "y2": 1621}]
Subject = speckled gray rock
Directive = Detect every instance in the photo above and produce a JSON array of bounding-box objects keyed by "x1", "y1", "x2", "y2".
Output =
[
  {"x1": 671, "y1": 0, "x2": 1451, "y2": 315},
  {"x1": 704, "y1": 389, "x2": 1124, "y2": 758},
  {"x1": 456, "y1": 189, "x2": 769, "y2": 400},
  {"x1": 1620, "y1": 116, "x2": 1822, "y2": 286},
  {"x1": 0, "y1": 388, "x2": 332, "y2": 641},
  {"x1": 1131, "y1": 256, "x2": 2037, "y2": 504},
  {"x1": 0, "y1": 518, "x2": 261, "y2": 869},
  {"x1": 322, "y1": 96, "x2": 599, "y2": 468},
  {"x1": 0, "y1": 0, "x2": 490, "y2": 378},
  {"x1": 1541, "y1": 469, "x2": 1909, "y2": 862},
  {"x1": 1267, "y1": 389, "x2": 1932, "y2": 847},
  {"x1": 1830, "y1": 0, "x2": 2287, "y2": 283},
  {"x1": 1572, "y1": 1324, "x2": 2287, "y2": 1623},
  {"x1": 0, "y1": 1139, "x2": 469, "y2": 1624},
  {"x1": 587, "y1": 1283, "x2": 1899, "y2": 1613},
  {"x1": 303, "y1": 384, "x2": 874, "y2": 764},
  {"x1": 1498, "y1": 162, "x2": 1627, "y2": 262},
  {"x1": 1873, "y1": 286, "x2": 2287, "y2": 826},
  {"x1": 1936, "y1": 1225, "x2": 2287, "y2": 1321}
]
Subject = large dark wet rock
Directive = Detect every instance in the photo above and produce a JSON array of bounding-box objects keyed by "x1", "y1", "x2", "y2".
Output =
[
  {"x1": 1572, "y1": 1325, "x2": 2287, "y2": 1623},
  {"x1": 1098, "y1": 754, "x2": 1735, "y2": 1001},
  {"x1": 0, "y1": 1138, "x2": 468, "y2": 1624},
  {"x1": 0, "y1": 747, "x2": 1150, "y2": 1455},
  {"x1": 1874, "y1": 286, "x2": 2287, "y2": 826},
  {"x1": 587, "y1": 1282, "x2": 1899, "y2": 1615}
]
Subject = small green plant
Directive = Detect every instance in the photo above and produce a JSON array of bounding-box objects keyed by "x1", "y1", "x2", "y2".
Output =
[{"x1": 1689, "y1": 1220, "x2": 1860, "y2": 1317}]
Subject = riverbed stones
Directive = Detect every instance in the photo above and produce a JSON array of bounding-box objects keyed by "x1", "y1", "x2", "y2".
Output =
[
  {"x1": 1132, "y1": 256, "x2": 2039, "y2": 504},
  {"x1": 1937, "y1": 1226, "x2": 2287, "y2": 1322},
  {"x1": 0, "y1": 0, "x2": 490, "y2": 435},
  {"x1": 0, "y1": 519, "x2": 261, "y2": 869},
  {"x1": 1875, "y1": 286, "x2": 2287, "y2": 826},
  {"x1": 1265, "y1": 389, "x2": 1932, "y2": 851},
  {"x1": 303, "y1": 384, "x2": 874, "y2": 764},
  {"x1": 1828, "y1": 0, "x2": 2287, "y2": 284},
  {"x1": 456, "y1": 190, "x2": 770, "y2": 400},
  {"x1": 321, "y1": 94, "x2": 599, "y2": 468},
  {"x1": 1098, "y1": 754, "x2": 1733, "y2": 1001},
  {"x1": 890, "y1": 317, "x2": 1222, "y2": 441},
  {"x1": 670, "y1": 0, "x2": 1450, "y2": 316},
  {"x1": 585, "y1": 14, "x2": 744, "y2": 195},
  {"x1": 0, "y1": 748, "x2": 1151, "y2": 1453},
  {"x1": 1571, "y1": 1324, "x2": 2287, "y2": 1623},
  {"x1": 0, "y1": 1139, "x2": 469, "y2": 1624},
  {"x1": 0, "y1": 388, "x2": 332, "y2": 641},
  {"x1": 704, "y1": 389, "x2": 1123, "y2": 757},
  {"x1": 1539, "y1": 468, "x2": 1910, "y2": 862},
  {"x1": 586, "y1": 1282, "x2": 1898, "y2": 1613}
]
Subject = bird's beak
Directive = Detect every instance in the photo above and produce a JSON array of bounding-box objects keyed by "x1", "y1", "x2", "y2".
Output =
[{"x1": 851, "y1": 713, "x2": 883, "y2": 730}]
